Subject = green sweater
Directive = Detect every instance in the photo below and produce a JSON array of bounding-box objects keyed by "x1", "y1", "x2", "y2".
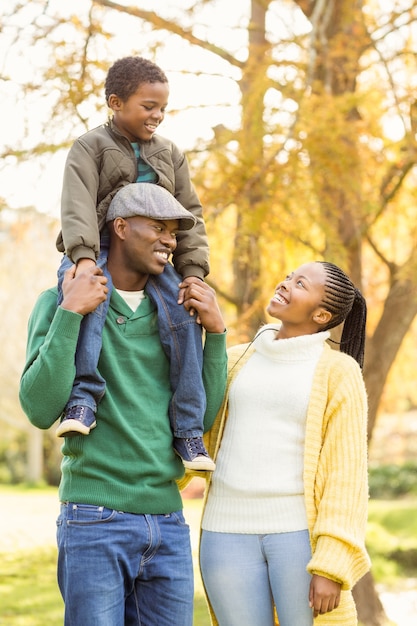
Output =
[{"x1": 19, "y1": 288, "x2": 227, "y2": 514}]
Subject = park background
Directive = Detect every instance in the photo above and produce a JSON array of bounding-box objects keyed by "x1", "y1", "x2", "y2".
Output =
[{"x1": 0, "y1": 1, "x2": 417, "y2": 624}]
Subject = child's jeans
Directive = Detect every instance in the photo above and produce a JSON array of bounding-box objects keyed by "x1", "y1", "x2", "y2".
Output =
[{"x1": 57, "y1": 243, "x2": 206, "y2": 438}]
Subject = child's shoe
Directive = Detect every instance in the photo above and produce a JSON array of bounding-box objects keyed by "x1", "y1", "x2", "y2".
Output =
[
  {"x1": 56, "y1": 406, "x2": 97, "y2": 437},
  {"x1": 173, "y1": 436, "x2": 216, "y2": 471}
]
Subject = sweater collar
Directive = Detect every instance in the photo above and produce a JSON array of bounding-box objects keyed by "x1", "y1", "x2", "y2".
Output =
[{"x1": 253, "y1": 323, "x2": 330, "y2": 361}]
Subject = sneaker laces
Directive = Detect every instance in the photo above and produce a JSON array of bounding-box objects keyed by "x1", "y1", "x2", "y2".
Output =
[
  {"x1": 66, "y1": 406, "x2": 88, "y2": 419},
  {"x1": 185, "y1": 438, "x2": 208, "y2": 457}
]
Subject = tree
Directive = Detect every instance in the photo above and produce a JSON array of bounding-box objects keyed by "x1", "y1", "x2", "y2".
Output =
[{"x1": 2, "y1": 1, "x2": 417, "y2": 622}]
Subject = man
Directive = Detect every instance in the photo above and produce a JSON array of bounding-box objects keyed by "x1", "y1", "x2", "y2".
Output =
[{"x1": 19, "y1": 183, "x2": 227, "y2": 626}]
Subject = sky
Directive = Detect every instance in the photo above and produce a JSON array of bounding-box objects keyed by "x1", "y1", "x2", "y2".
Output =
[{"x1": 0, "y1": 0, "x2": 250, "y2": 218}]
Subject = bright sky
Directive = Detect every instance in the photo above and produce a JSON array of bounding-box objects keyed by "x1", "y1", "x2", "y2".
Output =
[{"x1": 0, "y1": 0, "x2": 250, "y2": 217}]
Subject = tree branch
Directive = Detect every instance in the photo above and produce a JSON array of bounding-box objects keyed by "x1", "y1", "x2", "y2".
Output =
[{"x1": 92, "y1": 0, "x2": 244, "y2": 69}]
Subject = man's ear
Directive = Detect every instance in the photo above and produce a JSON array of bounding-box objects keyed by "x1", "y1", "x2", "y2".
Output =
[
  {"x1": 113, "y1": 217, "x2": 128, "y2": 240},
  {"x1": 313, "y1": 307, "x2": 332, "y2": 327},
  {"x1": 108, "y1": 94, "x2": 122, "y2": 111}
]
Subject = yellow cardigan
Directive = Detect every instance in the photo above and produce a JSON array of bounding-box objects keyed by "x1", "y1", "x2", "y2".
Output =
[{"x1": 180, "y1": 342, "x2": 371, "y2": 625}]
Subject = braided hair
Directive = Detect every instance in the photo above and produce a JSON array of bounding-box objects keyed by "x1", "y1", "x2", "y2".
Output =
[
  {"x1": 105, "y1": 56, "x2": 168, "y2": 104},
  {"x1": 317, "y1": 262, "x2": 367, "y2": 369}
]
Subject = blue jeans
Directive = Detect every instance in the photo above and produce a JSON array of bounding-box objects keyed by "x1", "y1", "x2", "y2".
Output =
[
  {"x1": 56, "y1": 503, "x2": 194, "y2": 626},
  {"x1": 200, "y1": 529, "x2": 313, "y2": 626},
  {"x1": 57, "y1": 244, "x2": 205, "y2": 438}
]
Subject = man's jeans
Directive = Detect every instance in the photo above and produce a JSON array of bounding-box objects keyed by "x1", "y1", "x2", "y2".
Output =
[
  {"x1": 57, "y1": 503, "x2": 194, "y2": 626},
  {"x1": 57, "y1": 248, "x2": 206, "y2": 437}
]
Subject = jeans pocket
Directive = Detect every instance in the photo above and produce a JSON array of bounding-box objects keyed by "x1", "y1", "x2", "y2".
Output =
[
  {"x1": 169, "y1": 510, "x2": 189, "y2": 528},
  {"x1": 66, "y1": 503, "x2": 117, "y2": 525}
]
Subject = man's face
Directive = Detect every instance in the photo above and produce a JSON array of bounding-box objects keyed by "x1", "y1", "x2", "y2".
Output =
[
  {"x1": 111, "y1": 81, "x2": 169, "y2": 142},
  {"x1": 120, "y1": 215, "x2": 179, "y2": 276}
]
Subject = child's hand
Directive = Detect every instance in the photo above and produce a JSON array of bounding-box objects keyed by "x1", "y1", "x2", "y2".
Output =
[
  {"x1": 178, "y1": 276, "x2": 202, "y2": 321},
  {"x1": 177, "y1": 277, "x2": 200, "y2": 305},
  {"x1": 75, "y1": 258, "x2": 96, "y2": 277},
  {"x1": 309, "y1": 574, "x2": 341, "y2": 617},
  {"x1": 61, "y1": 265, "x2": 108, "y2": 316}
]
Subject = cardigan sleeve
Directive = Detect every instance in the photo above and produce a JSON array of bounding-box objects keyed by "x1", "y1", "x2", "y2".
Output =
[{"x1": 306, "y1": 353, "x2": 371, "y2": 589}]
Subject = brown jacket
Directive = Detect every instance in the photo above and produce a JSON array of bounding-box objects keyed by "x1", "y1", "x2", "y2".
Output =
[{"x1": 56, "y1": 119, "x2": 209, "y2": 279}]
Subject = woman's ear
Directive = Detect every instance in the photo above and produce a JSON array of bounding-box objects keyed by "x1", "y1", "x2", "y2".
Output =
[{"x1": 313, "y1": 307, "x2": 332, "y2": 327}]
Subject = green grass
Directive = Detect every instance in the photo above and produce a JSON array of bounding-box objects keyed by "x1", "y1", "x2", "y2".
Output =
[
  {"x1": 0, "y1": 489, "x2": 416, "y2": 625},
  {"x1": 367, "y1": 497, "x2": 417, "y2": 584},
  {"x1": 0, "y1": 546, "x2": 211, "y2": 626},
  {"x1": 0, "y1": 547, "x2": 63, "y2": 625},
  {"x1": 0, "y1": 491, "x2": 211, "y2": 626}
]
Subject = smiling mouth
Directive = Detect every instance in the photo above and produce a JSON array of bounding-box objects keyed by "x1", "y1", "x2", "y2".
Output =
[
  {"x1": 273, "y1": 292, "x2": 288, "y2": 304},
  {"x1": 145, "y1": 123, "x2": 157, "y2": 132},
  {"x1": 155, "y1": 251, "x2": 169, "y2": 262}
]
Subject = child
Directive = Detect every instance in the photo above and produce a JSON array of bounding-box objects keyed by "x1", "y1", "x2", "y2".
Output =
[
  {"x1": 198, "y1": 262, "x2": 370, "y2": 625},
  {"x1": 54, "y1": 56, "x2": 214, "y2": 471}
]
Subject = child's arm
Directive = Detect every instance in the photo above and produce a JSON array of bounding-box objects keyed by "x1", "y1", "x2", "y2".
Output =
[
  {"x1": 171, "y1": 145, "x2": 209, "y2": 280},
  {"x1": 61, "y1": 138, "x2": 101, "y2": 264}
]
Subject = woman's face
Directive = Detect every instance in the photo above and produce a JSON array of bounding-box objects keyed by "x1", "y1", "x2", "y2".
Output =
[{"x1": 266, "y1": 262, "x2": 330, "y2": 337}]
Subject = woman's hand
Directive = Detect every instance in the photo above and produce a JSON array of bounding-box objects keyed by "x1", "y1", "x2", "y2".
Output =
[{"x1": 309, "y1": 574, "x2": 341, "y2": 617}]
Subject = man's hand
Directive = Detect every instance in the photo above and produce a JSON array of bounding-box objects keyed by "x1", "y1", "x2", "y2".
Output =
[
  {"x1": 177, "y1": 275, "x2": 202, "y2": 319},
  {"x1": 309, "y1": 574, "x2": 341, "y2": 618},
  {"x1": 179, "y1": 277, "x2": 225, "y2": 334},
  {"x1": 61, "y1": 265, "x2": 108, "y2": 316}
]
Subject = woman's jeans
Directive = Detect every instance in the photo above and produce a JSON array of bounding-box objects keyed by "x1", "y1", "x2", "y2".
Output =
[
  {"x1": 57, "y1": 247, "x2": 205, "y2": 438},
  {"x1": 200, "y1": 529, "x2": 313, "y2": 626},
  {"x1": 57, "y1": 503, "x2": 193, "y2": 626}
]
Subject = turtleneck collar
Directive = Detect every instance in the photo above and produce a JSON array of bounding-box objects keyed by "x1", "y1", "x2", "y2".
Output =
[{"x1": 252, "y1": 323, "x2": 330, "y2": 361}]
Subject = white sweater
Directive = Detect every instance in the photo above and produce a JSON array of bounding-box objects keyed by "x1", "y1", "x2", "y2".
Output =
[{"x1": 202, "y1": 324, "x2": 329, "y2": 534}]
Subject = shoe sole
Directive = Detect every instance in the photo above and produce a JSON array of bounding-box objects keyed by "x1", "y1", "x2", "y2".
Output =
[
  {"x1": 56, "y1": 419, "x2": 97, "y2": 438},
  {"x1": 181, "y1": 458, "x2": 216, "y2": 472}
]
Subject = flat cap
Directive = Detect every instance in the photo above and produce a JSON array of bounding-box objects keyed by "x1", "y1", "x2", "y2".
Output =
[{"x1": 106, "y1": 183, "x2": 196, "y2": 230}]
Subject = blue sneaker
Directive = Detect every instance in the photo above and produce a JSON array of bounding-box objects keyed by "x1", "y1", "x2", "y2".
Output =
[
  {"x1": 56, "y1": 406, "x2": 97, "y2": 437},
  {"x1": 173, "y1": 437, "x2": 215, "y2": 471}
]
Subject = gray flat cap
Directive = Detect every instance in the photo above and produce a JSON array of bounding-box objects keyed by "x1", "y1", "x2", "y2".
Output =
[{"x1": 106, "y1": 183, "x2": 196, "y2": 231}]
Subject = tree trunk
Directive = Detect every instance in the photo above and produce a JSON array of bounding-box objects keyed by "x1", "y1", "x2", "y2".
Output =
[
  {"x1": 26, "y1": 425, "x2": 43, "y2": 483},
  {"x1": 353, "y1": 572, "x2": 389, "y2": 626},
  {"x1": 364, "y1": 271, "x2": 417, "y2": 440}
]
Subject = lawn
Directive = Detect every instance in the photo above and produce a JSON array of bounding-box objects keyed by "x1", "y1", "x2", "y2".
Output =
[
  {"x1": 0, "y1": 491, "x2": 210, "y2": 626},
  {"x1": 0, "y1": 545, "x2": 212, "y2": 626},
  {"x1": 0, "y1": 487, "x2": 416, "y2": 625},
  {"x1": 367, "y1": 498, "x2": 417, "y2": 583}
]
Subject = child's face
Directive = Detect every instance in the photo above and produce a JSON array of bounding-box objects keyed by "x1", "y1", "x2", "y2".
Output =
[{"x1": 110, "y1": 81, "x2": 169, "y2": 142}]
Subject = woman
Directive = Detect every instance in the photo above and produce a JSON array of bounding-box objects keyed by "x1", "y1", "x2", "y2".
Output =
[{"x1": 198, "y1": 261, "x2": 371, "y2": 626}]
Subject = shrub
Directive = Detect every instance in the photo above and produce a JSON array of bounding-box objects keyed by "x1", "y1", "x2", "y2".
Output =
[{"x1": 369, "y1": 462, "x2": 417, "y2": 498}]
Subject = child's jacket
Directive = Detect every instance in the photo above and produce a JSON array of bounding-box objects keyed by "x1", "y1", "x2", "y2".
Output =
[{"x1": 56, "y1": 119, "x2": 209, "y2": 279}]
